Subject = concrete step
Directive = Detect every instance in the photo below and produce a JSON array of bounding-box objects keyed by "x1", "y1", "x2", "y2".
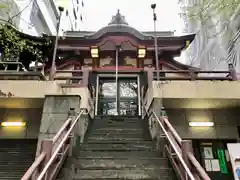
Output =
[
  {"x1": 87, "y1": 136, "x2": 146, "y2": 142},
  {"x1": 93, "y1": 119, "x2": 142, "y2": 124},
  {"x1": 91, "y1": 123, "x2": 143, "y2": 129},
  {"x1": 78, "y1": 151, "x2": 162, "y2": 158},
  {"x1": 92, "y1": 128, "x2": 143, "y2": 132},
  {"x1": 85, "y1": 140, "x2": 153, "y2": 145},
  {"x1": 74, "y1": 158, "x2": 170, "y2": 169},
  {"x1": 0, "y1": 139, "x2": 37, "y2": 180},
  {"x1": 89, "y1": 130, "x2": 144, "y2": 136},
  {"x1": 81, "y1": 142, "x2": 155, "y2": 151},
  {"x1": 89, "y1": 132, "x2": 144, "y2": 137},
  {"x1": 73, "y1": 168, "x2": 174, "y2": 179},
  {"x1": 94, "y1": 116, "x2": 141, "y2": 121}
]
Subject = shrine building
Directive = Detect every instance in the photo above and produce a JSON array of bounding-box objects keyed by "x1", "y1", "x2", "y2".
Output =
[{"x1": 0, "y1": 10, "x2": 240, "y2": 180}]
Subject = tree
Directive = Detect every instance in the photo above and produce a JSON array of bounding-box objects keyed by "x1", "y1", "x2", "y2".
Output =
[
  {"x1": 0, "y1": 25, "x2": 44, "y2": 61},
  {"x1": 0, "y1": 1, "x2": 52, "y2": 66},
  {"x1": 182, "y1": 0, "x2": 240, "y2": 38}
]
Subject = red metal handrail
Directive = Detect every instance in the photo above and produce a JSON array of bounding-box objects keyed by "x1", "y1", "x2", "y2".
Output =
[
  {"x1": 142, "y1": 99, "x2": 211, "y2": 180},
  {"x1": 152, "y1": 112, "x2": 211, "y2": 180},
  {"x1": 160, "y1": 116, "x2": 182, "y2": 144},
  {"x1": 52, "y1": 117, "x2": 72, "y2": 144},
  {"x1": 21, "y1": 109, "x2": 87, "y2": 180},
  {"x1": 21, "y1": 152, "x2": 46, "y2": 180},
  {"x1": 152, "y1": 112, "x2": 196, "y2": 180},
  {"x1": 37, "y1": 109, "x2": 86, "y2": 180},
  {"x1": 160, "y1": 115, "x2": 211, "y2": 180}
]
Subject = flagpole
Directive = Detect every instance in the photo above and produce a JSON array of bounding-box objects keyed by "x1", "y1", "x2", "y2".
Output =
[
  {"x1": 151, "y1": 4, "x2": 159, "y2": 81},
  {"x1": 49, "y1": 6, "x2": 64, "y2": 81},
  {"x1": 115, "y1": 45, "x2": 119, "y2": 115}
]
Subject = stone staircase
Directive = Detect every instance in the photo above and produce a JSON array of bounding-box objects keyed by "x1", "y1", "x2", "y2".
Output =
[
  {"x1": 58, "y1": 116, "x2": 176, "y2": 180},
  {"x1": 0, "y1": 139, "x2": 37, "y2": 180}
]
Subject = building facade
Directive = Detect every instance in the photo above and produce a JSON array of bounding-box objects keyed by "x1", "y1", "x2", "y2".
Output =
[
  {"x1": 0, "y1": 10, "x2": 239, "y2": 180},
  {"x1": 13, "y1": 0, "x2": 58, "y2": 36},
  {"x1": 178, "y1": 0, "x2": 240, "y2": 75},
  {"x1": 54, "y1": 0, "x2": 84, "y2": 33}
]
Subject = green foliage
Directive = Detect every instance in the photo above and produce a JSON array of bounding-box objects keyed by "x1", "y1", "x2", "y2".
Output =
[
  {"x1": 186, "y1": 0, "x2": 240, "y2": 21},
  {"x1": 183, "y1": 0, "x2": 238, "y2": 26},
  {"x1": 182, "y1": 0, "x2": 240, "y2": 38},
  {"x1": 0, "y1": 3, "x2": 8, "y2": 9},
  {"x1": 0, "y1": 24, "x2": 51, "y2": 61},
  {"x1": 0, "y1": 2, "x2": 53, "y2": 62}
]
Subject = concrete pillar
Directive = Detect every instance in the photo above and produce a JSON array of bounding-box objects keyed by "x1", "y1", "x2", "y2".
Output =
[
  {"x1": 36, "y1": 95, "x2": 81, "y2": 156},
  {"x1": 151, "y1": 98, "x2": 166, "y2": 150}
]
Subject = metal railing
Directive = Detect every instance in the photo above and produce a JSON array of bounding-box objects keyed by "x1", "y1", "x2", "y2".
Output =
[
  {"x1": 0, "y1": 61, "x2": 45, "y2": 80},
  {"x1": 54, "y1": 69, "x2": 84, "y2": 84},
  {"x1": 54, "y1": 69, "x2": 94, "y2": 98},
  {"x1": 153, "y1": 70, "x2": 236, "y2": 81},
  {"x1": 21, "y1": 108, "x2": 88, "y2": 180},
  {"x1": 0, "y1": 61, "x2": 25, "y2": 72},
  {"x1": 143, "y1": 102, "x2": 211, "y2": 180}
]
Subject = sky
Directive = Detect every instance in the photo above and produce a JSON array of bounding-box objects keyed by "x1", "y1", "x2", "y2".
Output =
[{"x1": 79, "y1": 0, "x2": 184, "y2": 33}]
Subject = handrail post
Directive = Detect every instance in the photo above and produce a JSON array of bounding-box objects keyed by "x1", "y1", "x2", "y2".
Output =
[
  {"x1": 68, "y1": 108, "x2": 75, "y2": 156},
  {"x1": 189, "y1": 68, "x2": 197, "y2": 80},
  {"x1": 181, "y1": 140, "x2": 194, "y2": 179},
  {"x1": 228, "y1": 63, "x2": 237, "y2": 80}
]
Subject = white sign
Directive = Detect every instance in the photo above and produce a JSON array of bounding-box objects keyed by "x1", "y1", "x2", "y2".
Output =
[
  {"x1": 227, "y1": 143, "x2": 240, "y2": 180},
  {"x1": 205, "y1": 160, "x2": 212, "y2": 171},
  {"x1": 211, "y1": 159, "x2": 220, "y2": 171},
  {"x1": 204, "y1": 147, "x2": 214, "y2": 159}
]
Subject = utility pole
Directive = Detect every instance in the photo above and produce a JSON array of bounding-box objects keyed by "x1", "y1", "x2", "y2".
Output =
[
  {"x1": 49, "y1": 6, "x2": 64, "y2": 81},
  {"x1": 151, "y1": 3, "x2": 159, "y2": 81}
]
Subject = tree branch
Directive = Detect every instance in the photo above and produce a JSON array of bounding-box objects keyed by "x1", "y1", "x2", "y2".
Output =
[{"x1": 10, "y1": 0, "x2": 33, "y2": 21}]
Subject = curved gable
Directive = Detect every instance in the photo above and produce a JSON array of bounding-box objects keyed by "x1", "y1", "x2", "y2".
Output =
[{"x1": 84, "y1": 10, "x2": 151, "y2": 40}]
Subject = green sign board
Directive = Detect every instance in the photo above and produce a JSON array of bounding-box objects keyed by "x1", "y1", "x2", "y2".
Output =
[{"x1": 217, "y1": 149, "x2": 228, "y2": 174}]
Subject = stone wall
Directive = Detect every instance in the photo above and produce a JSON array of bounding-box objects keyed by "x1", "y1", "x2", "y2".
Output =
[
  {"x1": 35, "y1": 95, "x2": 92, "y2": 156},
  {"x1": 167, "y1": 108, "x2": 239, "y2": 140},
  {"x1": 147, "y1": 99, "x2": 240, "y2": 140}
]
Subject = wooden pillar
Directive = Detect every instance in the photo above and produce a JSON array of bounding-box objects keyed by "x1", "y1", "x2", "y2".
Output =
[
  {"x1": 137, "y1": 58, "x2": 144, "y2": 68},
  {"x1": 145, "y1": 66, "x2": 154, "y2": 88},
  {"x1": 82, "y1": 66, "x2": 89, "y2": 86},
  {"x1": 92, "y1": 58, "x2": 99, "y2": 69}
]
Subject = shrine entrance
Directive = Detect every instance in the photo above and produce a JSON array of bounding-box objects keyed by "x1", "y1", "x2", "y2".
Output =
[{"x1": 95, "y1": 75, "x2": 140, "y2": 116}]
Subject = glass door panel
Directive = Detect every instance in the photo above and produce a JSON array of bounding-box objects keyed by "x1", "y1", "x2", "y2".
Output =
[
  {"x1": 119, "y1": 100, "x2": 138, "y2": 116},
  {"x1": 98, "y1": 78, "x2": 118, "y2": 115},
  {"x1": 98, "y1": 100, "x2": 117, "y2": 115},
  {"x1": 97, "y1": 77, "x2": 139, "y2": 116},
  {"x1": 119, "y1": 80, "x2": 138, "y2": 97},
  {"x1": 119, "y1": 79, "x2": 138, "y2": 115},
  {"x1": 99, "y1": 80, "x2": 117, "y2": 98}
]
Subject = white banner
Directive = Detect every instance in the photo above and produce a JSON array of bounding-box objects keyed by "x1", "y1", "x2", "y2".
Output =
[{"x1": 227, "y1": 143, "x2": 240, "y2": 180}]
